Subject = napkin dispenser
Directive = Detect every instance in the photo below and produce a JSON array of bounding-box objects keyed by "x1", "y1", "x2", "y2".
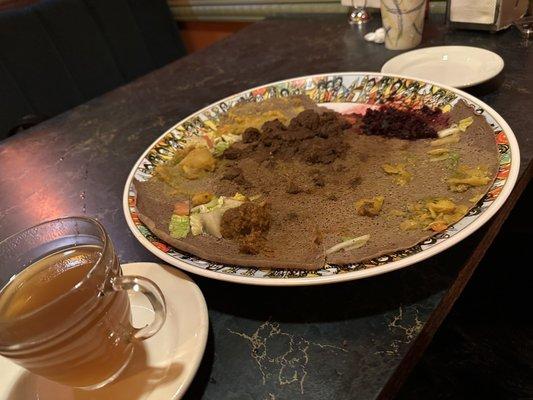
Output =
[{"x1": 447, "y1": 0, "x2": 529, "y2": 31}]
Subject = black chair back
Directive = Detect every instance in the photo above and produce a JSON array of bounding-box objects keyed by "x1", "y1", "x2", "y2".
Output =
[{"x1": 0, "y1": 0, "x2": 185, "y2": 139}]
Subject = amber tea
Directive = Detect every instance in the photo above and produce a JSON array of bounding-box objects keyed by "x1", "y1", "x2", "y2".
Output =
[
  {"x1": 0, "y1": 245, "x2": 133, "y2": 387},
  {"x1": 0, "y1": 217, "x2": 166, "y2": 389}
]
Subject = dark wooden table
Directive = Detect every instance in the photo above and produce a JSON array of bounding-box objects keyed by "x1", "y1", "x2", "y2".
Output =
[{"x1": 0, "y1": 14, "x2": 532, "y2": 400}]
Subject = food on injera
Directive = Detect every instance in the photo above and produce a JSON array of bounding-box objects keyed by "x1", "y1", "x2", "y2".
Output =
[{"x1": 135, "y1": 99, "x2": 499, "y2": 270}]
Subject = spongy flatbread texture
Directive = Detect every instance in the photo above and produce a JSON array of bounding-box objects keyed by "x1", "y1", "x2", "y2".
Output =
[
  {"x1": 135, "y1": 100, "x2": 499, "y2": 270},
  {"x1": 136, "y1": 178, "x2": 324, "y2": 269}
]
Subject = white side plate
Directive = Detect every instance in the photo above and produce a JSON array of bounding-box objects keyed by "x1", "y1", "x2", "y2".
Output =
[{"x1": 381, "y1": 46, "x2": 504, "y2": 88}]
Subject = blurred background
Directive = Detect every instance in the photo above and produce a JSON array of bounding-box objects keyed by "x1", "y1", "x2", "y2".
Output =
[{"x1": 0, "y1": 0, "x2": 451, "y2": 53}]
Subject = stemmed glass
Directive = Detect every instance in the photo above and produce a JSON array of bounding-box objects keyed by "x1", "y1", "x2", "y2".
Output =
[{"x1": 349, "y1": 0, "x2": 371, "y2": 25}]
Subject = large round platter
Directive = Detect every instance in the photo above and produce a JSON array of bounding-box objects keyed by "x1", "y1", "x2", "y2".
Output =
[{"x1": 123, "y1": 72, "x2": 519, "y2": 286}]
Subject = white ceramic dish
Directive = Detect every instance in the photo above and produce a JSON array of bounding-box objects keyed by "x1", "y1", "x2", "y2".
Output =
[
  {"x1": 123, "y1": 72, "x2": 519, "y2": 286},
  {"x1": 381, "y1": 46, "x2": 504, "y2": 88},
  {"x1": 0, "y1": 263, "x2": 209, "y2": 400}
]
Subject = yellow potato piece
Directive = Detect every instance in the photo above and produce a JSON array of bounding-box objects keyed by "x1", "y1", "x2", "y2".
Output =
[
  {"x1": 447, "y1": 165, "x2": 491, "y2": 192},
  {"x1": 179, "y1": 147, "x2": 216, "y2": 179},
  {"x1": 382, "y1": 163, "x2": 412, "y2": 186},
  {"x1": 390, "y1": 209, "x2": 406, "y2": 217},
  {"x1": 427, "y1": 199, "x2": 456, "y2": 214},
  {"x1": 448, "y1": 178, "x2": 490, "y2": 193},
  {"x1": 355, "y1": 196, "x2": 385, "y2": 217},
  {"x1": 428, "y1": 221, "x2": 448, "y2": 232},
  {"x1": 458, "y1": 116, "x2": 474, "y2": 132},
  {"x1": 192, "y1": 192, "x2": 213, "y2": 206},
  {"x1": 401, "y1": 197, "x2": 469, "y2": 232},
  {"x1": 400, "y1": 219, "x2": 418, "y2": 230}
]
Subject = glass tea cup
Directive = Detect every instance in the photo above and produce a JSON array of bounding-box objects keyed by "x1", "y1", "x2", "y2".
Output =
[{"x1": 0, "y1": 217, "x2": 166, "y2": 389}]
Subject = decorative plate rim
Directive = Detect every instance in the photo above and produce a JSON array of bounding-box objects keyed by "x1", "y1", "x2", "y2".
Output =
[{"x1": 122, "y1": 71, "x2": 520, "y2": 286}]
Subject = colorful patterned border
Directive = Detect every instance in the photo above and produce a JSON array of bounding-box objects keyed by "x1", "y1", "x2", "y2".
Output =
[{"x1": 126, "y1": 73, "x2": 512, "y2": 280}]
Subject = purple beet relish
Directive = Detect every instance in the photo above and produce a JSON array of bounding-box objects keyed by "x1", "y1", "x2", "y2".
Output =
[{"x1": 361, "y1": 106, "x2": 443, "y2": 140}]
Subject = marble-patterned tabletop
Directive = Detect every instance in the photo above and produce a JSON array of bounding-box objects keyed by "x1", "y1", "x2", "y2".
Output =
[{"x1": 0, "y1": 14, "x2": 532, "y2": 400}]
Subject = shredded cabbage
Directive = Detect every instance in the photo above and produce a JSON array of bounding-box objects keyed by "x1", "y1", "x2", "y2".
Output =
[
  {"x1": 213, "y1": 140, "x2": 230, "y2": 156},
  {"x1": 458, "y1": 116, "x2": 474, "y2": 132},
  {"x1": 448, "y1": 152, "x2": 460, "y2": 169},
  {"x1": 169, "y1": 215, "x2": 190, "y2": 238},
  {"x1": 223, "y1": 198, "x2": 243, "y2": 208},
  {"x1": 213, "y1": 134, "x2": 242, "y2": 157},
  {"x1": 188, "y1": 196, "x2": 244, "y2": 238},
  {"x1": 191, "y1": 196, "x2": 222, "y2": 214},
  {"x1": 201, "y1": 211, "x2": 223, "y2": 238},
  {"x1": 431, "y1": 134, "x2": 460, "y2": 146},
  {"x1": 427, "y1": 148, "x2": 449, "y2": 156},
  {"x1": 190, "y1": 214, "x2": 203, "y2": 235},
  {"x1": 437, "y1": 117, "x2": 474, "y2": 139},
  {"x1": 325, "y1": 234, "x2": 370, "y2": 255},
  {"x1": 437, "y1": 126, "x2": 460, "y2": 138},
  {"x1": 429, "y1": 154, "x2": 449, "y2": 162},
  {"x1": 233, "y1": 192, "x2": 247, "y2": 202},
  {"x1": 222, "y1": 133, "x2": 242, "y2": 145}
]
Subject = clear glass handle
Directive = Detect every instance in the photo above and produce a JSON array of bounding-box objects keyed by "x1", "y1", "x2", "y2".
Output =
[{"x1": 111, "y1": 275, "x2": 166, "y2": 340}]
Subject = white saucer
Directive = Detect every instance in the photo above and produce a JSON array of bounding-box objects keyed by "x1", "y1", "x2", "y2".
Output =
[
  {"x1": 381, "y1": 46, "x2": 504, "y2": 88},
  {"x1": 0, "y1": 263, "x2": 209, "y2": 400}
]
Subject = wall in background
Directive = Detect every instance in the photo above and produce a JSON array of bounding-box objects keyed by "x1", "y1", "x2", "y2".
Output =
[
  {"x1": 168, "y1": 0, "x2": 447, "y2": 22},
  {"x1": 1, "y1": 0, "x2": 527, "y2": 53},
  {"x1": 168, "y1": 0, "x2": 348, "y2": 22},
  {"x1": 173, "y1": 0, "x2": 448, "y2": 53},
  {"x1": 178, "y1": 21, "x2": 251, "y2": 53}
]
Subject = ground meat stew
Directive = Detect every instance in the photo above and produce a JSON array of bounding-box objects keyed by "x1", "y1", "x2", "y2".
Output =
[{"x1": 220, "y1": 202, "x2": 271, "y2": 254}]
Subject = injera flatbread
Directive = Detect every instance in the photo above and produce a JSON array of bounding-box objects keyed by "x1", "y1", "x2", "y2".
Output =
[{"x1": 135, "y1": 100, "x2": 499, "y2": 270}]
